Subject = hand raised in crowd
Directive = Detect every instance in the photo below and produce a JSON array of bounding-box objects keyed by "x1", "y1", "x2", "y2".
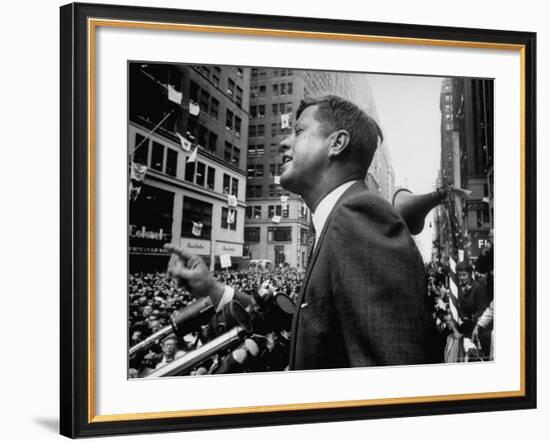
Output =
[{"x1": 163, "y1": 244, "x2": 225, "y2": 305}]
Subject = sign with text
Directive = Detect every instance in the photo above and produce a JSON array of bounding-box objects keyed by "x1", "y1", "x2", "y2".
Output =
[{"x1": 220, "y1": 254, "x2": 232, "y2": 268}]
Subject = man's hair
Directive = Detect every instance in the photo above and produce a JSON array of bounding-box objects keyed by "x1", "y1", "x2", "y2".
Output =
[{"x1": 297, "y1": 95, "x2": 383, "y2": 171}]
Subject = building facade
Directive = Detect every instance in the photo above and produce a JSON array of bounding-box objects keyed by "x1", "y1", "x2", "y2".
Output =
[
  {"x1": 128, "y1": 63, "x2": 251, "y2": 272},
  {"x1": 433, "y1": 77, "x2": 494, "y2": 263},
  {"x1": 244, "y1": 68, "x2": 395, "y2": 268}
]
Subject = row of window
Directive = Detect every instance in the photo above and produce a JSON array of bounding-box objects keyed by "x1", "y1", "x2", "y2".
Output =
[
  {"x1": 245, "y1": 204, "x2": 309, "y2": 221},
  {"x1": 225, "y1": 109, "x2": 242, "y2": 137},
  {"x1": 244, "y1": 227, "x2": 292, "y2": 243},
  {"x1": 249, "y1": 125, "x2": 291, "y2": 139},
  {"x1": 186, "y1": 118, "x2": 218, "y2": 154},
  {"x1": 246, "y1": 163, "x2": 283, "y2": 178},
  {"x1": 245, "y1": 184, "x2": 289, "y2": 199},
  {"x1": 272, "y1": 82, "x2": 293, "y2": 96},
  {"x1": 193, "y1": 67, "x2": 244, "y2": 107},
  {"x1": 245, "y1": 204, "x2": 289, "y2": 219},
  {"x1": 224, "y1": 142, "x2": 241, "y2": 167},
  {"x1": 250, "y1": 102, "x2": 293, "y2": 119},
  {"x1": 189, "y1": 81, "x2": 220, "y2": 119},
  {"x1": 251, "y1": 68, "x2": 293, "y2": 79},
  {"x1": 183, "y1": 195, "x2": 239, "y2": 238},
  {"x1": 133, "y1": 133, "x2": 178, "y2": 177},
  {"x1": 247, "y1": 144, "x2": 265, "y2": 158},
  {"x1": 133, "y1": 132, "x2": 240, "y2": 197}
]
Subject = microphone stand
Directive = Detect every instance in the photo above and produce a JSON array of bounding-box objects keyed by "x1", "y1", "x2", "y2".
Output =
[{"x1": 145, "y1": 326, "x2": 248, "y2": 377}]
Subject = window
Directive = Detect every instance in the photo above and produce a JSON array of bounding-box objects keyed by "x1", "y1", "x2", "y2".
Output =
[
  {"x1": 165, "y1": 149, "x2": 178, "y2": 177},
  {"x1": 268, "y1": 227, "x2": 292, "y2": 242},
  {"x1": 269, "y1": 184, "x2": 282, "y2": 198},
  {"x1": 227, "y1": 78, "x2": 235, "y2": 96},
  {"x1": 245, "y1": 227, "x2": 260, "y2": 243},
  {"x1": 232, "y1": 147, "x2": 240, "y2": 167},
  {"x1": 234, "y1": 116, "x2": 241, "y2": 137},
  {"x1": 246, "y1": 185, "x2": 262, "y2": 198},
  {"x1": 231, "y1": 176, "x2": 239, "y2": 197},
  {"x1": 269, "y1": 163, "x2": 282, "y2": 177},
  {"x1": 246, "y1": 206, "x2": 262, "y2": 219},
  {"x1": 236, "y1": 67, "x2": 244, "y2": 77},
  {"x1": 248, "y1": 164, "x2": 264, "y2": 178},
  {"x1": 133, "y1": 133, "x2": 149, "y2": 165},
  {"x1": 272, "y1": 84, "x2": 278, "y2": 96},
  {"x1": 207, "y1": 132, "x2": 217, "y2": 154},
  {"x1": 207, "y1": 166, "x2": 215, "y2": 190},
  {"x1": 268, "y1": 205, "x2": 282, "y2": 218},
  {"x1": 222, "y1": 174, "x2": 239, "y2": 197},
  {"x1": 256, "y1": 145, "x2": 264, "y2": 157},
  {"x1": 249, "y1": 125, "x2": 256, "y2": 137},
  {"x1": 282, "y1": 204, "x2": 289, "y2": 218},
  {"x1": 196, "y1": 162, "x2": 205, "y2": 187},
  {"x1": 236, "y1": 87, "x2": 243, "y2": 107},
  {"x1": 209, "y1": 97, "x2": 219, "y2": 119},
  {"x1": 226, "y1": 109, "x2": 234, "y2": 131},
  {"x1": 185, "y1": 160, "x2": 195, "y2": 183},
  {"x1": 212, "y1": 72, "x2": 219, "y2": 87},
  {"x1": 181, "y1": 196, "x2": 212, "y2": 239},
  {"x1": 300, "y1": 228, "x2": 308, "y2": 244},
  {"x1": 221, "y1": 207, "x2": 237, "y2": 230},
  {"x1": 287, "y1": 82, "x2": 293, "y2": 94},
  {"x1": 259, "y1": 85, "x2": 266, "y2": 97},
  {"x1": 257, "y1": 125, "x2": 265, "y2": 136},
  {"x1": 224, "y1": 142, "x2": 232, "y2": 162},
  {"x1": 189, "y1": 81, "x2": 199, "y2": 102},
  {"x1": 199, "y1": 90, "x2": 210, "y2": 113},
  {"x1": 223, "y1": 174, "x2": 231, "y2": 194},
  {"x1": 187, "y1": 118, "x2": 198, "y2": 140},
  {"x1": 151, "y1": 141, "x2": 164, "y2": 172},
  {"x1": 198, "y1": 125, "x2": 208, "y2": 149}
]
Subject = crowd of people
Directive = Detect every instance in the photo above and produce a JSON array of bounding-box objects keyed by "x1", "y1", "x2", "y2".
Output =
[
  {"x1": 128, "y1": 242, "x2": 494, "y2": 377},
  {"x1": 425, "y1": 238, "x2": 494, "y2": 362},
  {"x1": 128, "y1": 266, "x2": 304, "y2": 376}
]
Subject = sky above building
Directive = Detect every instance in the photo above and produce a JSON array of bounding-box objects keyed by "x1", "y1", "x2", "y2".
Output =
[{"x1": 366, "y1": 74, "x2": 444, "y2": 262}]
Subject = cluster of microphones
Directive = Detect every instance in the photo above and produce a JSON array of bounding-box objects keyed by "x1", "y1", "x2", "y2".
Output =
[{"x1": 129, "y1": 281, "x2": 296, "y2": 377}]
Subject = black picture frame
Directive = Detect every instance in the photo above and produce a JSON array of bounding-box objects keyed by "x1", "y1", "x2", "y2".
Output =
[{"x1": 60, "y1": 2, "x2": 537, "y2": 438}]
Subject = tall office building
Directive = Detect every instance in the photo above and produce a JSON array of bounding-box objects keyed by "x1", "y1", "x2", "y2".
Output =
[
  {"x1": 433, "y1": 77, "x2": 494, "y2": 263},
  {"x1": 128, "y1": 63, "x2": 251, "y2": 272},
  {"x1": 244, "y1": 68, "x2": 395, "y2": 268}
]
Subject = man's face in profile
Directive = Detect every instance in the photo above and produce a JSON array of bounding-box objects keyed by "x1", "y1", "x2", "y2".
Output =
[{"x1": 279, "y1": 105, "x2": 330, "y2": 195}]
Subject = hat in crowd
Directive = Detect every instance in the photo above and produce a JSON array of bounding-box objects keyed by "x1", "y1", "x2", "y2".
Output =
[{"x1": 161, "y1": 334, "x2": 179, "y2": 345}]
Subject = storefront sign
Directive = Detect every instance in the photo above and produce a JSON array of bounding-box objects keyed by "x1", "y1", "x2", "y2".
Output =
[
  {"x1": 214, "y1": 241, "x2": 243, "y2": 257},
  {"x1": 180, "y1": 238, "x2": 211, "y2": 255}
]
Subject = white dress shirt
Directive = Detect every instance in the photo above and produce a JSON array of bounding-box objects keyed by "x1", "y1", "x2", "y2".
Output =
[{"x1": 311, "y1": 180, "x2": 360, "y2": 247}]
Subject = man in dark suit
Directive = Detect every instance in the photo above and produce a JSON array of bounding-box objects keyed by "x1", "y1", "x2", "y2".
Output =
[{"x1": 166, "y1": 95, "x2": 440, "y2": 370}]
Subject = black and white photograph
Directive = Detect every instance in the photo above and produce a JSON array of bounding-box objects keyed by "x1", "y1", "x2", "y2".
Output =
[{"x1": 127, "y1": 62, "x2": 495, "y2": 378}]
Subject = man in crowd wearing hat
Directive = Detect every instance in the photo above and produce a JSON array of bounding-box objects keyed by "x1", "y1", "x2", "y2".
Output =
[
  {"x1": 165, "y1": 95, "x2": 440, "y2": 370},
  {"x1": 456, "y1": 260, "x2": 492, "y2": 340},
  {"x1": 155, "y1": 335, "x2": 186, "y2": 369}
]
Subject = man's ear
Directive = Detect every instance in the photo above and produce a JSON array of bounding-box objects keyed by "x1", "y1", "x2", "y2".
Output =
[{"x1": 327, "y1": 130, "x2": 350, "y2": 158}]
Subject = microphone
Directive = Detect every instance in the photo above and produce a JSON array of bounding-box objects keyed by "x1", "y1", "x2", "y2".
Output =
[
  {"x1": 213, "y1": 339, "x2": 260, "y2": 375},
  {"x1": 129, "y1": 297, "x2": 215, "y2": 356}
]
